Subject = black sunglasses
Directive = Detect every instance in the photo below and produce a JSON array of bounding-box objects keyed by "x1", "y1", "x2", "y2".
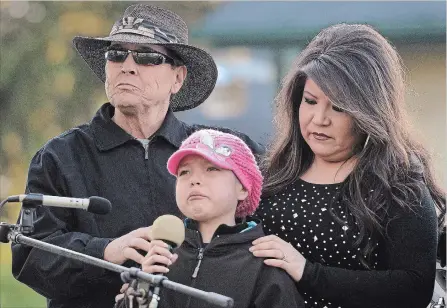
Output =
[{"x1": 105, "y1": 49, "x2": 179, "y2": 66}]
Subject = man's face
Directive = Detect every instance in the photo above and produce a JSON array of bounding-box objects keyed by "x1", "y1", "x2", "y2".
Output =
[{"x1": 104, "y1": 43, "x2": 186, "y2": 116}]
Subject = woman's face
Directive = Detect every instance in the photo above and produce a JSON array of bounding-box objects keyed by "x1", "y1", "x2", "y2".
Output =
[{"x1": 299, "y1": 78, "x2": 360, "y2": 162}]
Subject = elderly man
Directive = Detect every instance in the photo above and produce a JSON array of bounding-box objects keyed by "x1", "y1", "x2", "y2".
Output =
[{"x1": 11, "y1": 4, "x2": 263, "y2": 308}]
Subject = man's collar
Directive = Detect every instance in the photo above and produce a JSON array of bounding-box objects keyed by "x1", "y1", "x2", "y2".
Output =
[
  {"x1": 91, "y1": 103, "x2": 188, "y2": 151},
  {"x1": 153, "y1": 107, "x2": 188, "y2": 148},
  {"x1": 91, "y1": 103, "x2": 132, "y2": 151}
]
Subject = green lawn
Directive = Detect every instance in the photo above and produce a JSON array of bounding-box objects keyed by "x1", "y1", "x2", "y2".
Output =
[{"x1": 1, "y1": 247, "x2": 46, "y2": 308}]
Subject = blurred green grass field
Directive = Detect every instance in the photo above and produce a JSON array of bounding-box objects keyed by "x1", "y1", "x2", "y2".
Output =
[{"x1": 1, "y1": 244, "x2": 46, "y2": 308}]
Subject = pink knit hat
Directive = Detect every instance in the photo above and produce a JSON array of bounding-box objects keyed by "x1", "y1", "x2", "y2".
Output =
[{"x1": 167, "y1": 129, "x2": 263, "y2": 217}]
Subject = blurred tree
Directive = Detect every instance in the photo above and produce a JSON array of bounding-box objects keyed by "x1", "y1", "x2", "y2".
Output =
[
  {"x1": 0, "y1": 2, "x2": 218, "y2": 306},
  {"x1": 0, "y1": 0, "x2": 217, "y2": 218}
]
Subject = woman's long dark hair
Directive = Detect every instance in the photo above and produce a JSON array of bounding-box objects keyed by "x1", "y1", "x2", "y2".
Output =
[{"x1": 262, "y1": 24, "x2": 445, "y2": 267}]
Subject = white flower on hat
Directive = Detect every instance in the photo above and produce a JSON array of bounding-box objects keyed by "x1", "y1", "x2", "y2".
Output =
[{"x1": 197, "y1": 130, "x2": 232, "y2": 161}]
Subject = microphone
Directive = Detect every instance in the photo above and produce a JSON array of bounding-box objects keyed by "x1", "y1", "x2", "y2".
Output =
[
  {"x1": 7, "y1": 193, "x2": 112, "y2": 215},
  {"x1": 151, "y1": 214, "x2": 185, "y2": 250},
  {"x1": 147, "y1": 215, "x2": 185, "y2": 308}
]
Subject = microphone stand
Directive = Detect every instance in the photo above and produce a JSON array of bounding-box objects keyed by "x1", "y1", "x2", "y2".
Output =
[
  {"x1": 17, "y1": 198, "x2": 38, "y2": 234},
  {"x1": 0, "y1": 199, "x2": 234, "y2": 308},
  {"x1": 0, "y1": 224, "x2": 233, "y2": 307}
]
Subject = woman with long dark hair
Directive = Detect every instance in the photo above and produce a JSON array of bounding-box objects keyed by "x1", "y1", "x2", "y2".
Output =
[{"x1": 250, "y1": 23, "x2": 445, "y2": 308}]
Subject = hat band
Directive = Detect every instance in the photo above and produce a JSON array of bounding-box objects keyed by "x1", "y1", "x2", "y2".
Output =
[{"x1": 110, "y1": 16, "x2": 180, "y2": 43}]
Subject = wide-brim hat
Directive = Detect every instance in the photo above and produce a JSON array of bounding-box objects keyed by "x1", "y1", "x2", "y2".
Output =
[{"x1": 72, "y1": 4, "x2": 217, "y2": 112}]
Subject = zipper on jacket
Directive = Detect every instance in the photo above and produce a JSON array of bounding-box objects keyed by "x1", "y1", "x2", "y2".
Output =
[
  {"x1": 143, "y1": 141, "x2": 149, "y2": 160},
  {"x1": 192, "y1": 247, "x2": 204, "y2": 278},
  {"x1": 135, "y1": 139, "x2": 150, "y2": 160}
]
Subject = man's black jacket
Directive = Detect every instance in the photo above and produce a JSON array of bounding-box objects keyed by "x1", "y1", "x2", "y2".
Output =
[{"x1": 11, "y1": 103, "x2": 265, "y2": 308}]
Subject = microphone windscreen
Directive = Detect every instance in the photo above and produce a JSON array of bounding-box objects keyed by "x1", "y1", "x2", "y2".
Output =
[
  {"x1": 151, "y1": 215, "x2": 185, "y2": 248},
  {"x1": 88, "y1": 196, "x2": 112, "y2": 215}
]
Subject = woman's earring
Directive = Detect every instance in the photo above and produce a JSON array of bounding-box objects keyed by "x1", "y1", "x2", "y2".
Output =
[{"x1": 363, "y1": 134, "x2": 370, "y2": 150}]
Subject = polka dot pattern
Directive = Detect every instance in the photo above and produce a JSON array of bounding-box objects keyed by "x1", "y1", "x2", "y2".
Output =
[{"x1": 257, "y1": 179, "x2": 379, "y2": 308}]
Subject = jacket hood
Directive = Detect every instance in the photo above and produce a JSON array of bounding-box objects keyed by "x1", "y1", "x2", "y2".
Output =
[{"x1": 182, "y1": 216, "x2": 264, "y2": 249}]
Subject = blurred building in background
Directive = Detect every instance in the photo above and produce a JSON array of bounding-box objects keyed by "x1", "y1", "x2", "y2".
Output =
[{"x1": 179, "y1": 1, "x2": 446, "y2": 185}]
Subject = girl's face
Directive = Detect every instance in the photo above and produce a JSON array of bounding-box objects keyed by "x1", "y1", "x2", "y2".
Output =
[{"x1": 175, "y1": 155, "x2": 247, "y2": 224}]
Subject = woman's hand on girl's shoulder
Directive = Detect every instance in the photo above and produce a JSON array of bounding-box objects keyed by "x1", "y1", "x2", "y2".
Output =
[{"x1": 250, "y1": 235, "x2": 307, "y2": 282}]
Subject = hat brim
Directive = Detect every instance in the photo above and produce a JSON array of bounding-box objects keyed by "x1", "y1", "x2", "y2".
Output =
[
  {"x1": 167, "y1": 148, "x2": 233, "y2": 176},
  {"x1": 72, "y1": 35, "x2": 217, "y2": 112}
]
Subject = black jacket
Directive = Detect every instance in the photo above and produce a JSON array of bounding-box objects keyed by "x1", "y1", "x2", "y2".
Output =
[
  {"x1": 116, "y1": 219, "x2": 305, "y2": 308},
  {"x1": 11, "y1": 103, "x2": 265, "y2": 308},
  {"x1": 257, "y1": 179, "x2": 439, "y2": 308}
]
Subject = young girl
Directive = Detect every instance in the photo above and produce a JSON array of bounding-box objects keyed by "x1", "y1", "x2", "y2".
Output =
[{"x1": 115, "y1": 129, "x2": 304, "y2": 308}]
